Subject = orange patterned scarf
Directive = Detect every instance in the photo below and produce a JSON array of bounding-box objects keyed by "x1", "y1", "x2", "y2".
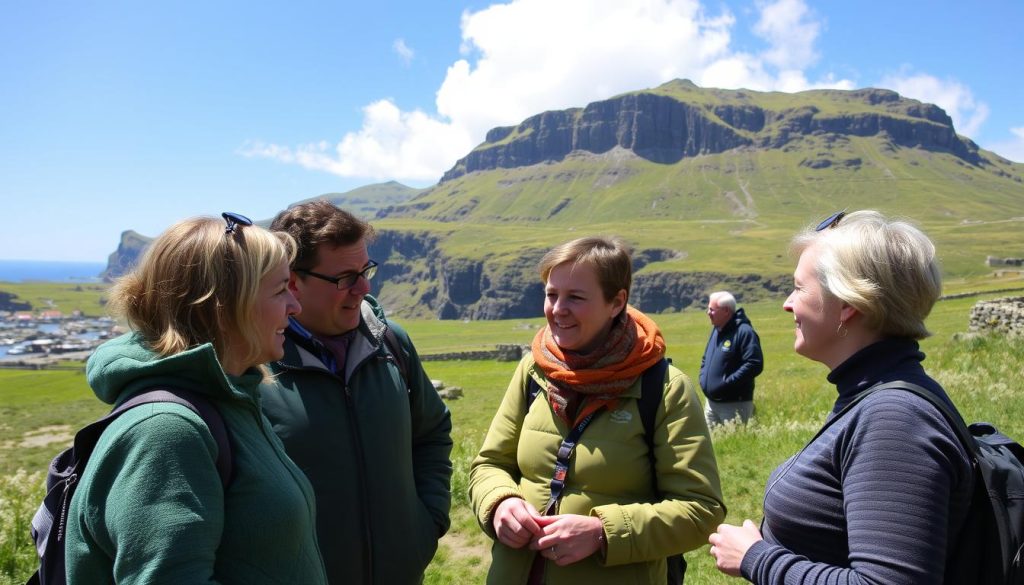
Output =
[{"x1": 531, "y1": 305, "x2": 666, "y2": 425}]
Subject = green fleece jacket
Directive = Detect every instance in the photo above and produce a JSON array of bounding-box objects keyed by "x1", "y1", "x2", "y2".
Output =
[
  {"x1": 66, "y1": 333, "x2": 327, "y2": 585},
  {"x1": 469, "y1": 355, "x2": 726, "y2": 585},
  {"x1": 262, "y1": 296, "x2": 453, "y2": 585}
]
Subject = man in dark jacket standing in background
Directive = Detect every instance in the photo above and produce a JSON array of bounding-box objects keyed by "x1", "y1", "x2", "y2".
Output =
[
  {"x1": 261, "y1": 201, "x2": 453, "y2": 585},
  {"x1": 699, "y1": 291, "x2": 764, "y2": 427}
]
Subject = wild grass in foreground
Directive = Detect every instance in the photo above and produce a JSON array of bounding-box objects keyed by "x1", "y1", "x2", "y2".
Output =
[{"x1": 1, "y1": 294, "x2": 1022, "y2": 583}]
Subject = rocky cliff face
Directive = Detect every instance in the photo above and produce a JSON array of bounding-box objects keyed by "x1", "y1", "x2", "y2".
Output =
[
  {"x1": 101, "y1": 230, "x2": 152, "y2": 282},
  {"x1": 368, "y1": 232, "x2": 785, "y2": 319},
  {"x1": 440, "y1": 84, "x2": 981, "y2": 181}
]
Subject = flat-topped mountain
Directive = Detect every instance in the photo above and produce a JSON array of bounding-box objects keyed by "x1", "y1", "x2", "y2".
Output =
[
  {"x1": 104, "y1": 81, "x2": 1024, "y2": 320},
  {"x1": 440, "y1": 80, "x2": 980, "y2": 181},
  {"x1": 380, "y1": 80, "x2": 1018, "y2": 227}
]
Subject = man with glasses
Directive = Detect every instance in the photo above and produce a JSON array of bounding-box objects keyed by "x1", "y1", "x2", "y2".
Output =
[
  {"x1": 261, "y1": 201, "x2": 453, "y2": 585},
  {"x1": 699, "y1": 291, "x2": 764, "y2": 427}
]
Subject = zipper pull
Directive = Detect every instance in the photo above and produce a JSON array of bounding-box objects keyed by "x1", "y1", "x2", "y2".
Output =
[{"x1": 57, "y1": 473, "x2": 78, "y2": 543}]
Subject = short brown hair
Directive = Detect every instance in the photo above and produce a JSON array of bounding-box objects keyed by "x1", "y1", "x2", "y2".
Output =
[
  {"x1": 270, "y1": 200, "x2": 375, "y2": 270},
  {"x1": 538, "y1": 236, "x2": 633, "y2": 302},
  {"x1": 108, "y1": 216, "x2": 296, "y2": 365}
]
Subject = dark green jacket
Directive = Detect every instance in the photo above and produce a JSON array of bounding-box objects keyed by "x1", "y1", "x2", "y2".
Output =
[
  {"x1": 262, "y1": 296, "x2": 453, "y2": 585},
  {"x1": 67, "y1": 333, "x2": 327, "y2": 585}
]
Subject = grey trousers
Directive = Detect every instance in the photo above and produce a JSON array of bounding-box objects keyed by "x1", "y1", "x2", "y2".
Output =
[{"x1": 704, "y1": 399, "x2": 755, "y2": 427}]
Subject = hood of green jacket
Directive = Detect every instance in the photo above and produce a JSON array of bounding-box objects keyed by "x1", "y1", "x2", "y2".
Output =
[{"x1": 86, "y1": 332, "x2": 261, "y2": 405}]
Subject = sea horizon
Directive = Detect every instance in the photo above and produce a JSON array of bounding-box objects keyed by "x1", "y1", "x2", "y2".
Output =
[{"x1": 0, "y1": 259, "x2": 107, "y2": 283}]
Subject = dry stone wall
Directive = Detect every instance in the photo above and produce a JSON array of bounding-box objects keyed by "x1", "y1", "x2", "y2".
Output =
[
  {"x1": 420, "y1": 344, "x2": 527, "y2": 362},
  {"x1": 969, "y1": 297, "x2": 1024, "y2": 336}
]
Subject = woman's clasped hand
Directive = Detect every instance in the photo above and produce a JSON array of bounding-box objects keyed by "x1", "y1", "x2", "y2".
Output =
[{"x1": 493, "y1": 498, "x2": 606, "y2": 566}]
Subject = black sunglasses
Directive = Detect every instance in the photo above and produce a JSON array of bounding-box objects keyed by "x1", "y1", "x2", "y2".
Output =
[
  {"x1": 295, "y1": 260, "x2": 379, "y2": 290},
  {"x1": 222, "y1": 212, "x2": 253, "y2": 234},
  {"x1": 815, "y1": 210, "x2": 846, "y2": 232}
]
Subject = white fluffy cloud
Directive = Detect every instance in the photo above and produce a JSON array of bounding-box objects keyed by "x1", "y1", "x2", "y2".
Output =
[
  {"x1": 245, "y1": 0, "x2": 859, "y2": 183},
  {"x1": 986, "y1": 127, "x2": 1024, "y2": 163},
  {"x1": 753, "y1": 0, "x2": 820, "y2": 70},
  {"x1": 879, "y1": 72, "x2": 989, "y2": 138},
  {"x1": 240, "y1": 100, "x2": 473, "y2": 181}
]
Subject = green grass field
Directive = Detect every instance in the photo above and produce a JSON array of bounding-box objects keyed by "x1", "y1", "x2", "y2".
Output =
[
  {"x1": 0, "y1": 282, "x2": 109, "y2": 317},
  {"x1": 2, "y1": 290, "x2": 1022, "y2": 584}
]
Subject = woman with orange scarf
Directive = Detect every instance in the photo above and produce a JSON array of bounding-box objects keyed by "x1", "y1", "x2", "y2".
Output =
[{"x1": 469, "y1": 236, "x2": 726, "y2": 585}]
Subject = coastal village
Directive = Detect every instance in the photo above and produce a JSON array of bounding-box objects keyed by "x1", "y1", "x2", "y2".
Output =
[{"x1": 0, "y1": 309, "x2": 118, "y2": 365}]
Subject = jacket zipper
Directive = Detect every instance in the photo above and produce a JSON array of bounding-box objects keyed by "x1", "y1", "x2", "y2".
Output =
[
  {"x1": 343, "y1": 381, "x2": 375, "y2": 585},
  {"x1": 280, "y1": 346, "x2": 381, "y2": 585}
]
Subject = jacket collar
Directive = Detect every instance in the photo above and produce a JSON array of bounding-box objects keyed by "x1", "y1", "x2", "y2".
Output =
[{"x1": 279, "y1": 298, "x2": 391, "y2": 382}]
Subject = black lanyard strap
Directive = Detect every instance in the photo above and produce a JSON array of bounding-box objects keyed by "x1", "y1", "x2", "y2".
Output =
[{"x1": 542, "y1": 407, "x2": 603, "y2": 515}]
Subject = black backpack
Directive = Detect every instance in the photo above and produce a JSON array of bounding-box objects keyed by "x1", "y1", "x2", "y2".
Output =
[
  {"x1": 526, "y1": 358, "x2": 688, "y2": 585},
  {"x1": 27, "y1": 387, "x2": 233, "y2": 585},
  {"x1": 832, "y1": 381, "x2": 1024, "y2": 585}
]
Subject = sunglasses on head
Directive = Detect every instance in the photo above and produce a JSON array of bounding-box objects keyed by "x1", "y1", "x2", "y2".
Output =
[
  {"x1": 815, "y1": 210, "x2": 847, "y2": 232},
  {"x1": 222, "y1": 212, "x2": 253, "y2": 234}
]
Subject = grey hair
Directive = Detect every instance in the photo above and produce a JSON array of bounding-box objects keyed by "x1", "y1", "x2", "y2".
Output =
[
  {"x1": 791, "y1": 210, "x2": 941, "y2": 339},
  {"x1": 709, "y1": 291, "x2": 737, "y2": 311}
]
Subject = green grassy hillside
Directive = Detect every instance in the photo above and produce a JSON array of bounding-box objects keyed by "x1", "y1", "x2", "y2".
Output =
[
  {"x1": 377, "y1": 134, "x2": 1022, "y2": 278},
  {"x1": 291, "y1": 180, "x2": 424, "y2": 220},
  {"x1": 3, "y1": 288, "x2": 1021, "y2": 584},
  {"x1": 366, "y1": 82, "x2": 1022, "y2": 299},
  {"x1": 0, "y1": 283, "x2": 108, "y2": 316}
]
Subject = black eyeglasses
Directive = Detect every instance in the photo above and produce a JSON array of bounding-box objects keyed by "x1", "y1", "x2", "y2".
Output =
[
  {"x1": 295, "y1": 261, "x2": 378, "y2": 290},
  {"x1": 815, "y1": 210, "x2": 846, "y2": 232},
  {"x1": 222, "y1": 212, "x2": 253, "y2": 234}
]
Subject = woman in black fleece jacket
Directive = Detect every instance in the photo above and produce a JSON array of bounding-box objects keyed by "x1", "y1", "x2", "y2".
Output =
[{"x1": 708, "y1": 210, "x2": 974, "y2": 584}]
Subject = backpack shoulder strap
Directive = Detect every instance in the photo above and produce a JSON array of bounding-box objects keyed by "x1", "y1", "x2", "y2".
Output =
[
  {"x1": 865, "y1": 381, "x2": 976, "y2": 456},
  {"x1": 525, "y1": 376, "x2": 543, "y2": 410},
  {"x1": 635, "y1": 357, "x2": 689, "y2": 583},
  {"x1": 382, "y1": 326, "x2": 411, "y2": 392},
  {"x1": 805, "y1": 380, "x2": 974, "y2": 457},
  {"x1": 117, "y1": 388, "x2": 234, "y2": 487},
  {"x1": 638, "y1": 358, "x2": 670, "y2": 450}
]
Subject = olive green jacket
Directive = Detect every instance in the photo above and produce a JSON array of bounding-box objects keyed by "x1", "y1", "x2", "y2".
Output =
[{"x1": 469, "y1": 355, "x2": 726, "y2": 585}]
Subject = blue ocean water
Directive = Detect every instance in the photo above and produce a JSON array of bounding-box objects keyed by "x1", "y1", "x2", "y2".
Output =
[{"x1": 0, "y1": 259, "x2": 106, "y2": 283}]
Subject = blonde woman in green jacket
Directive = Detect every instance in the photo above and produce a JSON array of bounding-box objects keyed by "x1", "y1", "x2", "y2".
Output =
[
  {"x1": 65, "y1": 214, "x2": 328, "y2": 584},
  {"x1": 469, "y1": 236, "x2": 726, "y2": 585}
]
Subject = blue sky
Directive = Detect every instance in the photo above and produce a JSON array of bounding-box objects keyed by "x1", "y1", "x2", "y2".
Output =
[{"x1": 3, "y1": 0, "x2": 1022, "y2": 262}]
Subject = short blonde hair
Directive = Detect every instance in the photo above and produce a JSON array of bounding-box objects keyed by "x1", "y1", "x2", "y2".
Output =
[
  {"x1": 539, "y1": 236, "x2": 632, "y2": 302},
  {"x1": 108, "y1": 216, "x2": 297, "y2": 366},
  {"x1": 791, "y1": 210, "x2": 941, "y2": 339}
]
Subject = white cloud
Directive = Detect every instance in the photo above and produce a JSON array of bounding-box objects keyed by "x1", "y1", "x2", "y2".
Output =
[
  {"x1": 752, "y1": 0, "x2": 820, "y2": 70},
  {"x1": 985, "y1": 127, "x2": 1024, "y2": 163},
  {"x1": 393, "y1": 38, "x2": 415, "y2": 66},
  {"x1": 879, "y1": 72, "x2": 989, "y2": 138},
  {"x1": 239, "y1": 100, "x2": 473, "y2": 181},
  {"x1": 247, "y1": 0, "x2": 852, "y2": 183}
]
